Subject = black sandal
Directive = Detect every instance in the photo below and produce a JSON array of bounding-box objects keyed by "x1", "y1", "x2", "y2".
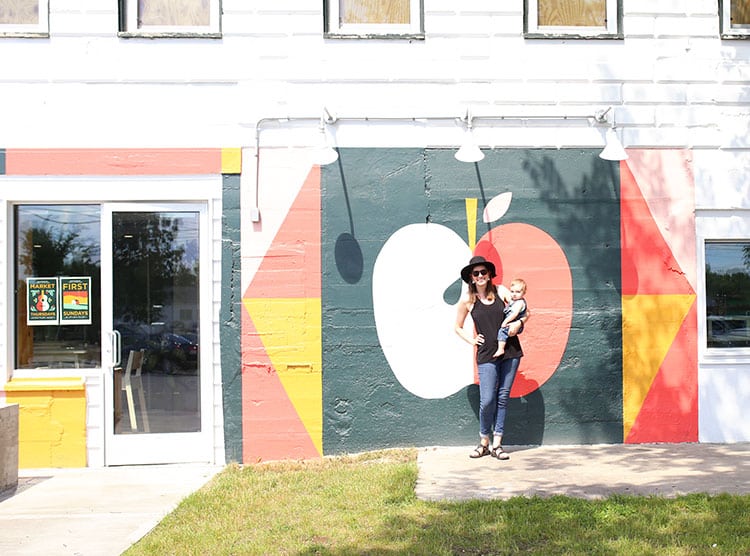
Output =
[
  {"x1": 491, "y1": 446, "x2": 510, "y2": 460},
  {"x1": 469, "y1": 444, "x2": 491, "y2": 458}
]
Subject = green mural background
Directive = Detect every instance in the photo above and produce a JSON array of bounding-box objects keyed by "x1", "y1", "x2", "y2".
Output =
[{"x1": 322, "y1": 148, "x2": 623, "y2": 453}]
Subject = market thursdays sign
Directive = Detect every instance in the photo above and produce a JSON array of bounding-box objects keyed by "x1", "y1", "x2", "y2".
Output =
[{"x1": 27, "y1": 277, "x2": 91, "y2": 325}]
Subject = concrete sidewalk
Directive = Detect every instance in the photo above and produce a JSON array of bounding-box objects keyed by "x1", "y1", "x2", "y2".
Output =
[
  {"x1": 417, "y1": 443, "x2": 750, "y2": 501},
  {"x1": 0, "y1": 464, "x2": 221, "y2": 556}
]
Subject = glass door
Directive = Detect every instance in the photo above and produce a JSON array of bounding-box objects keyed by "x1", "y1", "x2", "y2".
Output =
[{"x1": 102, "y1": 203, "x2": 212, "y2": 465}]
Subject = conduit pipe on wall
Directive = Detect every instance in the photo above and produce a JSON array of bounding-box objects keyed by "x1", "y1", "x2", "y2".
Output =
[{"x1": 250, "y1": 107, "x2": 626, "y2": 221}]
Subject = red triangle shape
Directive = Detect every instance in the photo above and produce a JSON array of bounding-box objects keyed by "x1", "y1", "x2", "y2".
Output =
[
  {"x1": 625, "y1": 299, "x2": 698, "y2": 443},
  {"x1": 246, "y1": 166, "x2": 321, "y2": 299},
  {"x1": 241, "y1": 309, "x2": 319, "y2": 461},
  {"x1": 621, "y1": 162, "x2": 694, "y2": 296}
]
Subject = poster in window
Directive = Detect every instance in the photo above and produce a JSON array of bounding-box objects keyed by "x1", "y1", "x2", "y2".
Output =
[
  {"x1": 60, "y1": 277, "x2": 92, "y2": 325},
  {"x1": 27, "y1": 277, "x2": 59, "y2": 325}
]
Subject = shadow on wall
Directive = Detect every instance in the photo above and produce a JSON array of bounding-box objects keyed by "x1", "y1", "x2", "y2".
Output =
[
  {"x1": 333, "y1": 154, "x2": 364, "y2": 284},
  {"x1": 522, "y1": 153, "x2": 623, "y2": 443}
]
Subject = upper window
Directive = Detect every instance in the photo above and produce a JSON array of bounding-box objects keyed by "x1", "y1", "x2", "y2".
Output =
[
  {"x1": 0, "y1": 0, "x2": 49, "y2": 36},
  {"x1": 325, "y1": 0, "x2": 424, "y2": 38},
  {"x1": 119, "y1": 0, "x2": 220, "y2": 36},
  {"x1": 524, "y1": 0, "x2": 621, "y2": 38},
  {"x1": 705, "y1": 241, "x2": 750, "y2": 349},
  {"x1": 720, "y1": 0, "x2": 750, "y2": 38}
]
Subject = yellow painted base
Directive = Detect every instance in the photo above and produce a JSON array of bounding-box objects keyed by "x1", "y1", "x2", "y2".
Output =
[{"x1": 4, "y1": 378, "x2": 87, "y2": 468}]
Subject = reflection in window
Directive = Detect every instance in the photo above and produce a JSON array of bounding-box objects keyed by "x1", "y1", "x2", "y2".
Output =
[
  {"x1": 705, "y1": 241, "x2": 750, "y2": 348},
  {"x1": 15, "y1": 206, "x2": 101, "y2": 369}
]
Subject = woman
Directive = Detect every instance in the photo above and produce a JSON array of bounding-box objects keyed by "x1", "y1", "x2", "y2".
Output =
[{"x1": 455, "y1": 255, "x2": 526, "y2": 460}]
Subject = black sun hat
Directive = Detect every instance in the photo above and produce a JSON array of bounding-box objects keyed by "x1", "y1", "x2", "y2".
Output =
[{"x1": 460, "y1": 255, "x2": 497, "y2": 283}]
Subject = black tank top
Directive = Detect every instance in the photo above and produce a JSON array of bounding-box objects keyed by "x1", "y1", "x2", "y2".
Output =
[{"x1": 471, "y1": 296, "x2": 524, "y2": 365}]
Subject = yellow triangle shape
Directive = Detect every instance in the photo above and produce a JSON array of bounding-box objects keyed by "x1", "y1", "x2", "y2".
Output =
[
  {"x1": 244, "y1": 297, "x2": 322, "y2": 455},
  {"x1": 622, "y1": 294, "x2": 695, "y2": 440}
]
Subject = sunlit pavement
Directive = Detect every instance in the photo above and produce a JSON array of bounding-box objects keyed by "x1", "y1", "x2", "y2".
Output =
[{"x1": 417, "y1": 443, "x2": 750, "y2": 501}]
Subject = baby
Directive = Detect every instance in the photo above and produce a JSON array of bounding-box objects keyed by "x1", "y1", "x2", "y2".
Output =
[{"x1": 493, "y1": 278, "x2": 527, "y2": 358}]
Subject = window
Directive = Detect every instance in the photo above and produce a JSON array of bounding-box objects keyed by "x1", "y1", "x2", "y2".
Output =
[
  {"x1": 720, "y1": 0, "x2": 750, "y2": 38},
  {"x1": 15, "y1": 205, "x2": 101, "y2": 369},
  {"x1": 119, "y1": 0, "x2": 220, "y2": 36},
  {"x1": 705, "y1": 241, "x2": 750, "y2": 348},
  {"x1": 325, "y1": 0, "x2": 423, "y2": 38},
  {"x1": 0, "y1": 0, "x2": 49, "y2": 36},
  {"x1": 524, "y1": 0, "x2": 621, "y2": 38}
]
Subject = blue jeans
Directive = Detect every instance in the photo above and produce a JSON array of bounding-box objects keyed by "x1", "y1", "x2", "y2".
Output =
[{"x1": 477, "y1": 357, "x2": 520, "y2": 439}]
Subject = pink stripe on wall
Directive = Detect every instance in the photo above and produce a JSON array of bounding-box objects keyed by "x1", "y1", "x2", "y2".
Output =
[{"x1": 5, "y1": 149, "x2": 223, "y2": 175}]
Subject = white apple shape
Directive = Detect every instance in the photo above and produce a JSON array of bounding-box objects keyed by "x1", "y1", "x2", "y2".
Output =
[{"x1": 373, "y1": 223, "x2": 475, "y2": 399}]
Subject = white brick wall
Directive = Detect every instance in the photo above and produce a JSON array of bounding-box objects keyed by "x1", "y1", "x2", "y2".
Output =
[{"x1": 0, "y1": 3, "x2": 749, "y2": 194}]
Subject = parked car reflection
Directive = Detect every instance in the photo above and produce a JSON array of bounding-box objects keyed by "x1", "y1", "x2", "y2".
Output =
[
  {"x1": 119, "y1": 327, "x2": 198, "y2": 374},
  {"x1": 707, "y1": 317, "x2": 750, "y2": 348}
]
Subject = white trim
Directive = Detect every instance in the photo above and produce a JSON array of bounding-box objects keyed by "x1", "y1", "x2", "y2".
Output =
[
  {"x1": 1, "y1": 176, "x2": 223, "y2": 467},
  {"x1": 696, "y1": 211, "x2": 750, "y2": 364},
  {"x1": 0, "y1": 0, "x2": 49, "y2": 36},
  {"x1": 526, "y1": 0, "x2": 618, "y2": 37},
  {"x1": 124, "y1": 0, "x2": 221, "y2": 35},
  {"x1": 327, "y1": 0, "x2": 422, "y2": 37},
  {"x1": 101, "y1": 202, "x2": 214, "y2": 465}
]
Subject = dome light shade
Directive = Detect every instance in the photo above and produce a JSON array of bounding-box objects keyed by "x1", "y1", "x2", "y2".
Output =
[
  {"x1": 455, "y1": 130, "x2": 484, "y2": 163},
  {"x1": 599, "y1": 128, "x2": 628, "y2": 161},
  {"x1": 314, "y1": 144, "x2": 339, "y2": 165},
  {"x1": 314, "y1": 122, "x2": 339, "y2": 165}
]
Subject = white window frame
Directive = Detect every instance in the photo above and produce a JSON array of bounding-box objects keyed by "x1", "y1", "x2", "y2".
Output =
[
  {"x1": 325, "y1": 0, "x2": 424, "y2": 39},
  {"x1": 696, "y1": 211, "x2": 750, "y2": 364},
  {"x1": 0, "y1": 0, "x2": 49, "y2": 37},
  {"x1": 525, "y1": 0, "x2": 621, "y2": 38},
  {"x1": 120, "y1": 0, "x2": 221, "y2": 37},
  {"x1": 720, "y1": 0, "x2": 750, "y2": 38}
]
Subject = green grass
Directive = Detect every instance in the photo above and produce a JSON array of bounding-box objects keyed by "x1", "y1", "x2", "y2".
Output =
[{"x1": 125, "y1": 449, "x2": 750, "y2": 555}]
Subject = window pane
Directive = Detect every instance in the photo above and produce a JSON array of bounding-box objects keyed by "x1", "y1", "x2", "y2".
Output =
[
  {"x1": 340, "y1": 0, "x2": 410, "y2": 25},
  {"x1": 538, "y1": 0, "x2": 605, "y2": 27},
  {"x1": 731, "y1": 0, "x2": 750, "y2": 26},
  {"x1": 139, "y1": 0, "x2": 209, "y2": 27},
  {"x1": 15, "y1": 206, "x2": 101, "y2": 369},
  {"x1": 705, "y1": 241, "x2": 750, "y2": 348},
  {"x1": 0, "y1": 0, "x2": 39, "y2": 24}
]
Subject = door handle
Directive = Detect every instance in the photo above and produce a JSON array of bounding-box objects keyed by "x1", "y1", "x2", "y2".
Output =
[{"x1": 111, "y1": 330, "x2": 122, "y2": 367}]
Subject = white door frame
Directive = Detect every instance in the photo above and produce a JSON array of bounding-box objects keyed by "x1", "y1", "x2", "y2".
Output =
[{"x1": 101, "y1": 202, "x2": 214, "y2": 465}]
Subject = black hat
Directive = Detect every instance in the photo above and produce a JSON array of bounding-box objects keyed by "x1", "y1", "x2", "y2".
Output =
[{"x1": 461, "y1": 255, "x2": 496, "y2": 283}]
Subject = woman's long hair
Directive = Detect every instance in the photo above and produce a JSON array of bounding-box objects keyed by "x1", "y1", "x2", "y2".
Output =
[{"x1": 467, "y1": 278, "x2": 498, "y2": 304}]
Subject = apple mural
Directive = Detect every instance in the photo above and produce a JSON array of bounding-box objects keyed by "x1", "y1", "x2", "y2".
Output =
[
  {"x1": 372, "y1": 223, "x2": 475, "y2": 399},
  {"x1": 373, "y1": 192, "x2": 572, "y2": 400}
]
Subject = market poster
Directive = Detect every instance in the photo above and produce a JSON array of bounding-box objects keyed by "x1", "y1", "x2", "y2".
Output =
[
  {"x1": 27, "y1": 277, "x2": 59, "y2": 325},
  {"x1": 60, "y1": 277, "x2": 92, "y2": 325}
]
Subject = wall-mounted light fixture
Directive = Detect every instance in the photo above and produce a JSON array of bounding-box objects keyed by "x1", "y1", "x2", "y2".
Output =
[
  {"x1": 313, "y1": 107, "x2": 339, "y2": 166},
  {"x1": 455, "y1": 108, "x2": 484, "y2": 163},
  {"x1": 594, "y1": 107, "x2": 629, "y2": 161},
  {"x1": 452, "y1": 105, "x2": 628, "y2": 163},
  {"x1": 251, "y1": 106, "x2": 628, "y2": 220}
]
